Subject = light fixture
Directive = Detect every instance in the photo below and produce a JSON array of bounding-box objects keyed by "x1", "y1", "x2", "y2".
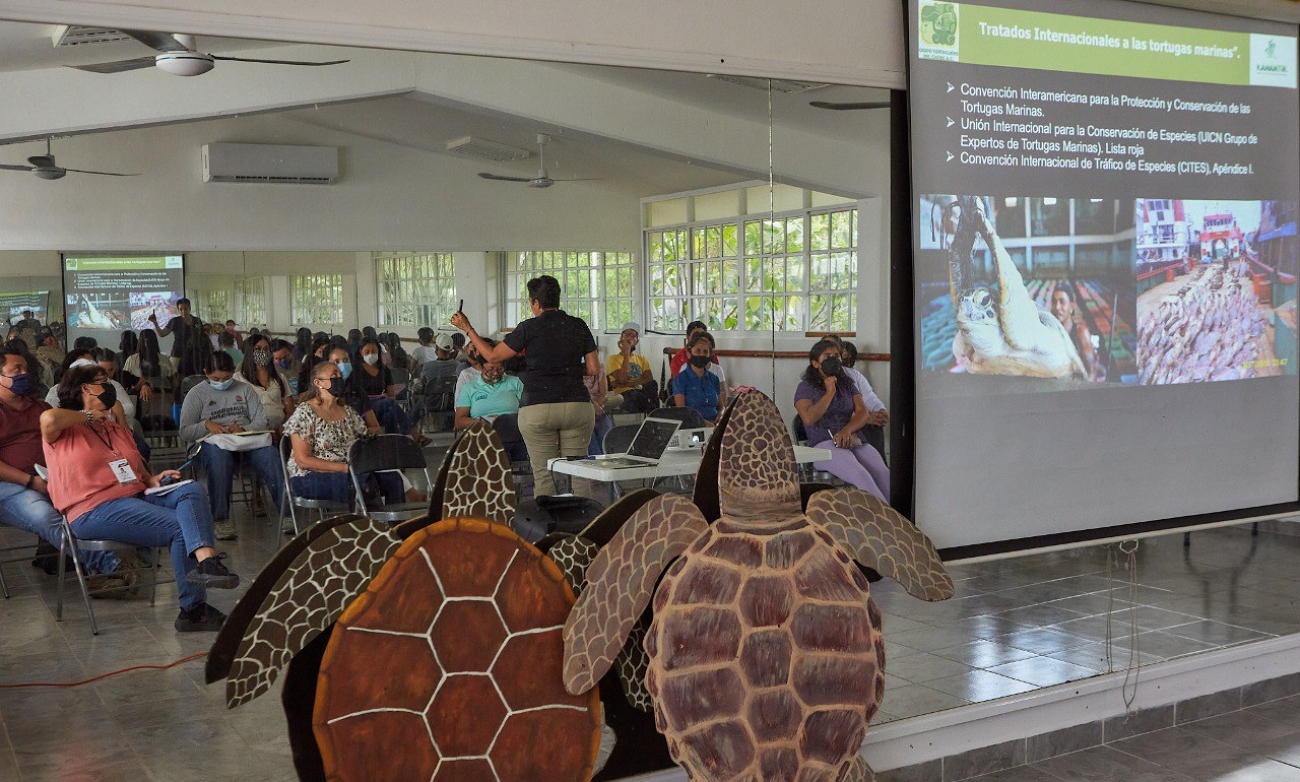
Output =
[{"x1": 155, "y1": 51, "x2": 215, "y2": 76}]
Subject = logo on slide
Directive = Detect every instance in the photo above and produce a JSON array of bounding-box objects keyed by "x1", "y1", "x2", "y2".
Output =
[
  {"x1": 1249, "y1": 34, "x2": 1297, "y2": 88},
  {"x1": 918, "y1": 1, "x2": 960, "y2": 62}
]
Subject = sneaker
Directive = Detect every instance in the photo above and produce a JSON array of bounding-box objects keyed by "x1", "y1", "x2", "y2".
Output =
[
  {"x1": 186, "y1": 553, "x2": 240, "y2": 589},
  {"x1": 214, "y1": 519, "x2": 238, "y2": 541},
  {"x1": 174, "y1": 602, "x2": 227, "y2": 632}
]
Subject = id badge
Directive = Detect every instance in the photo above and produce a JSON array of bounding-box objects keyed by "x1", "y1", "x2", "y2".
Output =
[{"x1": 108, "y1": 458, "x2": 137, "y2": 485}]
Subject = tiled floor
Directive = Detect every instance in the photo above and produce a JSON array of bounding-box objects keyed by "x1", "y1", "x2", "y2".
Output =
[
  {"x1": 0, "y1": 505, "x2": 1298, "y2": 780},
  {"x1": 963, "y1": 694, "x2": 1300, "y2": 781}
]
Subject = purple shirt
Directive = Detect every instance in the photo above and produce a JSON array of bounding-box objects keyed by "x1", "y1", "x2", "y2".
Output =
[{"x1": 794, "y1": 376, "x2": 860, "y2": 445}]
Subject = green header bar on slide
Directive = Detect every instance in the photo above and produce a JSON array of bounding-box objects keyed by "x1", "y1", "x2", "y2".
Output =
[
  {"x1": 64, "y1": 256, "x2": 182, "y2": 271},
  {"x1": 917, "y1": 1, "x2": 1297, "y2": 88}
]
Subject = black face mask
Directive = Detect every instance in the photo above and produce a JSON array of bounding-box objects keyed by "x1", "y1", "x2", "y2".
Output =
[
  {"x1": 820, "y1": 357, "x2": 842, "y2": 377},
  {"x1": 95, "y1": 383, "x2": 117, "y2": 410},
  {"x1": 689, "y1": 354, "x2": 712, "y2": 368},
  {"x1": 325, "y1": 377, "x2": 347, "y2": 398}
]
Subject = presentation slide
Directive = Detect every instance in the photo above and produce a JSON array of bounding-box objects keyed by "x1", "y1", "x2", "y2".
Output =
[
  {"x1": 0, "y1": 291, "x2": 50, "y2": 325},
  {"x1": 908, "y1": 0, "x2": 1300, "y2": 550},
  {"x1": 63, "y1": 255, "x2": 184, "y2": 348}
]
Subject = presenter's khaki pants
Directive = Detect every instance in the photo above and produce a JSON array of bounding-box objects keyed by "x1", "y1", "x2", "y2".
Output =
[{"x1": 518, "y1": 401, "x2": 596, "y2": 498}]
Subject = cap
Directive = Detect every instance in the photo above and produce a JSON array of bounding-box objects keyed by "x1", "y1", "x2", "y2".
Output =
[
  {"x1": 434, "y1": 333, "x2": 454, "y2": 351},
  {"x1": 621, "y1": 322, "x2": 642, "y2": 334}
]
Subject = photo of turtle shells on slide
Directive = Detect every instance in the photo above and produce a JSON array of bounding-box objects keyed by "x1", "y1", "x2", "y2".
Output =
[
  {"x1": 1135, "y1": 198, "x2": 1298, "y2": 385},
  {"x1": 918, "y1": 195, "x2": 1138, "y2": 391}
]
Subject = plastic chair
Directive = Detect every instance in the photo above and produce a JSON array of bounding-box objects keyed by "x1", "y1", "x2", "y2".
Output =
[
  {"x1": 390, "y1": 367, "x2": 412, "y2": 411},
  {"x1": 347, "y1": 434, "x2": 432, "y2": 525},
  {"x1": 648, "y1": 406, "x2": 708, "y2": 429},
  {"x1": 56, "y1": 516, "x2": 168, "y2": 636},
  {"x1": 279, "y1": 435, "x2": 349, "y2": 537}
]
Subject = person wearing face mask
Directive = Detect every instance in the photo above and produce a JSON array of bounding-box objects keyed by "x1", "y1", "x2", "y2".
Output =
[
  {"x1": 301, "y1": 349, "x2": 383, "y2": 436},
  {"x1": 606, "y1": 322, "x2": 659, "y2": 414},
  {"x1": 47, "y1": 352, "x2": 134, "y2": 423},
  {"x1": 178, "y1": 352, "x2": 284, "y2": 541},
  {"x1": 672, "y1": 332, "x2": 726, "y2": 425},
  {"x1": 670, "y1": 320, "x2": 726, "y2": 383},
  {"x1": 794, "y1": 339, "x2": 889, "y2": 502},
  {"x1": 270, "y1": 339, "x2": 301, "y2": 389},
  {"x1": 41, "y1": 364, "x2": 242, "y2": 631},
  {"x1": 0, "y1": 347, "x2": 125, "y2": 582},
  {"x1": 233, "y1": 335, "x2": 296, "y2": 429},
  {"x1": 353, "y1": 337, "x2": 425, "y2": 443},
  {"x1": 282, "y1": 360, "x2": 405, "y2": 508},
  {"x1": 825, "y1": 336, "x2": 889, "y2": 430},
  {"x1": 454, "y1": 360, "x2": 526, "y2": 457}
]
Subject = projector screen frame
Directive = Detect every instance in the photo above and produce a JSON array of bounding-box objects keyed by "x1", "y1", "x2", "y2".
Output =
[{"x1": 896, "y1": 0, "x2": 1300, "y2": 560}]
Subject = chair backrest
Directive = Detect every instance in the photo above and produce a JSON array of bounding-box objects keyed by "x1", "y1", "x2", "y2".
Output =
[
  {"x1": 347, "y1": 434, "x2": 428, "y2": 475},
  {"x1": 648, "y1": 406, "x2": 708, "y2": 429},
  {"x1": 428, "y1": 375, "x2": 458, "y2": 395},
  {"x1": 603, "y1": 423, "x2": 640, "y2": 455},
  {"x1": 492, "y1": 414, "x2": 524, "y2": 444},
  {"x1": 790, "y1": 414, "x2": 808, "y2": 445},
  {"x1": 179, "y1": 374, "x2": 206, "y2": 399},
  {"x1": 390, "y1": 367, "x2": 411, "y2": 385}
]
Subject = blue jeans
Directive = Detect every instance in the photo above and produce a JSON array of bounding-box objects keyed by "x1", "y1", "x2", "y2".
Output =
[
  {"x1": 0, "y1": 481, "x2": 118, "y2": 574},
  {"x1": 72, "y1": 483, "x2": 215, "y2": 611},
  {"x1": 589, "y1": 416, "x2": 614, "y2": 455},
  {"x1": 291, "y1": 471, "x2": 404, "y2": 506},
  {"x1": 196, "y1": 445, "x2": 285, "y2": 520},
  {"x1": 370, "y1": 397, "x2": 413, "y2": 435}
]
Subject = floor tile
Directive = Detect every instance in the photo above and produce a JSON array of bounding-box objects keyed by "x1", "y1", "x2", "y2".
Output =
[
  {"x1": 887, "y1": 652, "x2": 976, "y2": 684},
  {"x1": 988, "y1": 657, "x2": 1100, "y2": 688},
  {"x1": 1030, "y1": 744, "x2": 1198, "y2": 781},
  {"x1": 924, "y1": 670, "x2": 1039, "y2": 703},
  {"x1": 932, "y1": 640, "x2": 1040, "y2": 669}
]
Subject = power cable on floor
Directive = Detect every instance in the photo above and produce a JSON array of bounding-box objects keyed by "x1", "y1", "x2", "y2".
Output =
[{"x1": 0, "y1": 651, "x2": 207, "y2": 689}]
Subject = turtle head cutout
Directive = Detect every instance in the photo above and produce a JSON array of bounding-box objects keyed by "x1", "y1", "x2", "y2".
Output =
[
  {"x1": 712, "y1": 390, "x2": 800, "y2": 521},
  {"x1": 427, "y1": 420, "x2": 516, "y2": 527}
]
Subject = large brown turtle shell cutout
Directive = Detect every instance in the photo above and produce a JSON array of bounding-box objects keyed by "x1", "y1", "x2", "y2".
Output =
[{"x1": 315, "y1": 518, "x2": 601, "y2": 782}]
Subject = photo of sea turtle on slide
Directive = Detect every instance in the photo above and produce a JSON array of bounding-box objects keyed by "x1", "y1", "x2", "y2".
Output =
[{"x1": 934, "y1": 195, "x2": 1088, "y2": 380}]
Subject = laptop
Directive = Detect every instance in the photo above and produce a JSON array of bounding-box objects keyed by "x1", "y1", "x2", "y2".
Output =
[{"x1": 597, "y1": 417, "x2": 681, "y2": 469}]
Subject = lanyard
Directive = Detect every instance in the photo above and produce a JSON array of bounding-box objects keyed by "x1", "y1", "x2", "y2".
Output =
[{"x1": 85, "y1": 421, "x2": 119, "y2": 458}]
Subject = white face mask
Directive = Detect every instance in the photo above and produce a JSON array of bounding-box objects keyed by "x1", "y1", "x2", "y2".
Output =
[{"x1": 363, "y1": 353, "x2": 379, "y2": 366}]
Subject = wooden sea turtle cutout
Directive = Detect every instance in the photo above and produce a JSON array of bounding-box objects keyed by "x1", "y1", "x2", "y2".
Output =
[
  {"x1": 563, "y1": 391, "x2": 954, "y2": 782},
  {"x1": 207, "y1": 422, "x2": 599, "y2": 781}
]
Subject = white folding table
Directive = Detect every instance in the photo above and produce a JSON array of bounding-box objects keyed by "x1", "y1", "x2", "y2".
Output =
[{"x1": 549, "y1": 445, "x2": 832, "y2": 486}]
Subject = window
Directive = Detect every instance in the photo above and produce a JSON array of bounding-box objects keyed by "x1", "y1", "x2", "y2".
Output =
[
  {"x1": 197, "y1": 289, "x2": 229, "y2": 323},
  {"x1": 235, "y1": 276, "x2": 266, "y2": 328},
  {"x1": 646, "y1": 206, "x2": 858, "y2": 333},
  {"x1": 291, "y1": 274, "x2": 345, "y2": 325},
  {"x1": 376, "y1": 252, "x2": 456, "y2": 328},
  {"x1": 503, "y1": 251, "x2": 634, "y2": 332}
]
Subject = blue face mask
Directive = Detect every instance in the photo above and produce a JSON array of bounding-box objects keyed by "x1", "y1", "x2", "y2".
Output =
[
  {"x1": 3, "y1": 373, "x2": 32, "y2": 396},
  {"x1": 337, "y1": 361, "x2": 353, "y2": 379},
  {"x1": 276, "y1": 358, "x2": 292, "y2": 370},
  {"x1": 209, "y1": 378, "x2": 234, "y2": 392}
]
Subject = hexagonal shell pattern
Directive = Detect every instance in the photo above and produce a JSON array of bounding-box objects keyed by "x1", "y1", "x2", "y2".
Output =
[{"x1": 315, "y1": 518, "x2": 600, "y2": 782}]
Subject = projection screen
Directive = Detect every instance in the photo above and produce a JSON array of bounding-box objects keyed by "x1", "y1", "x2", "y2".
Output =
[{"x1": 905, "y1": 0, "x2": 1300, "y2": 553}]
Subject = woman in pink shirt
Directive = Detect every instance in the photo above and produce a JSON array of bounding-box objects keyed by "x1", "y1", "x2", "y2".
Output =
[{"x1": 41, "y1": 364, "x2": 241, "y2": 632}]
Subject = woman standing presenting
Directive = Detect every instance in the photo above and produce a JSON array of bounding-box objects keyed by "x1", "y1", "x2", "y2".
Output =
[{"x1": 451, "y1": 275, "x2": 598, "y2": 497}]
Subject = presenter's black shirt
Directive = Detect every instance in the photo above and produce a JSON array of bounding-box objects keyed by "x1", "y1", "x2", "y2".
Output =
[
  {"x1": 502, "y1": 309, "x2": 596, "y2": 407},
  {"x1": 166, "y1": 315, "x2": 203, "y2": 359}
]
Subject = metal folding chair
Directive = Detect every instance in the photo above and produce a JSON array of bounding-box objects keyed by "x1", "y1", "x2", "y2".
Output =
[
  {"x1": 56, "y1": 516, "x2": 169, "y2": 636},
  {"x1": 347, "y1": 435, "x2": 432, "y2": 526},
  {"x1": 279, "y1": 435, "x2": 349, "y2": 538}
]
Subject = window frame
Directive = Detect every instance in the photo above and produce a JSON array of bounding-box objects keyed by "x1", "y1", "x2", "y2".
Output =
[
  {"x1": 289, "y1": 273, "x2": 346, "y2": 326},
  {"x1": 501, "y1": 250, "x2": 635, "y2": 333},
  {"x1": 374, "y1": 252, "x2": 457, "y2": 329}
]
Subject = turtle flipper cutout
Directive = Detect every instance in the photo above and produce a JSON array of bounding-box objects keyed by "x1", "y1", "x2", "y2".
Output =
[
  {"x1": 805, "y1": 487, "x2": 954, "y2": 601},
  {"x1": 224, "y1": 515, "x2": 402, "y2": 707},
  {"x1": 428, "y1": 420, "x2": 516, "y2": 527},
  {"x1": 717, "y1": 391, "x2": 800, "y2": 520},
  {"x1": 563, "y1": 494, "x2": 709, "y2": 695},
  {"x1": 578, "y1": 487, "x2": 661, "y2": 547},
  {"x1": 545, "y1": 534, "x2": 600, "y2": 595},
  {"x1": 206, "y1": 513, "x2": 363, "y2": 685}
]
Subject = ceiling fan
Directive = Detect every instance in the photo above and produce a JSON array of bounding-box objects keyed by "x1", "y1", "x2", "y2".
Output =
[
  {"x1": 0, "y1": 139, "x2": 136, "y2": 181},
  {"x1": 69, "y1": 30, "x2": 349, "y2": 77},
  {"x1": 809, "y1": 101, "x2": 892, "y2": 111},
  {"x1": 478, "y1": 134, "x2": 598, "y2": 189}
]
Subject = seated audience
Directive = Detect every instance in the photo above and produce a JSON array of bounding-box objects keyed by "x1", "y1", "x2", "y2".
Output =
[
  {"x1": 411, "y1": 328, "x2": 438, "y2": 368},
  {"x1": 292, "y1": 327, "x2": 314, "y2": 363},
  {"x1": 233, "y1": 334, "x2": 296, "y2": 429},
  {"x1": 49, "y1": 351, "x2": 134, "y2": 422},
  {"x1": 585, "y1": 363, "x2": 613, "y2": 454},
  {"x1": 0, "y1": 347, "x2": 121, "y2": 580},
  {"x1": 224, "y1": 320, "x2": 244, "y2": 350},
  {"x1": 218, "y1": 330, "x2": 243, "y2": 365},
  {"x1": 6, "y1": 339, "x2": 48, "y2": 400},
  {"x1": 827, "y1": 336, "x2": 888, "y2": 424},
  {"x1": 306, "y1": 348, "x2": 383, "y2": 435},
  {"x1": 455, "y1": 360, "x2": 526, "y2": 460},
  {"x1": 606, "y1": 321, "x2": 659, "y2": 413},
  {"x1": 794, "y1": 339, "x2": 889, "y2": 502},
  {"x1": 670, "y1": 320, "x2": 726, "y2": 382},
  {"x1": 419, "y1": 334, "x2": 461, "y2": 382},
  {"x1": 42, "y1": 363, "x2": 241, "y2": 631},
  {"x1": 124, "y1": 328, "x2": 176, "y2": 387},
  {"x1": 95, "y1": 348, "x2": 152, "y2": 407},
  {"x1": 353, "y1": 337, "x2": 424, "y2": 442},
  {"x1": 673, "y1": 331, "x2": 726, "y2": 424},
  {"x1": 34, "y1": 328, "x2": 64, "y2": 384},
  {"x1": 283, "y1": 360, "x2": 404, "y2": 507},
  {"x1": 385, "y1": 332, "x2": 409, "y2": 371},
  {"x1": 179, "y1": 352, "x2": 285, "y2": 541},
  {"x1": 117, "y1": 331, "x2": 138, "y2": 368},
  {"x1": 270, "y1": 339, "x2": 301, "y2": 391}
]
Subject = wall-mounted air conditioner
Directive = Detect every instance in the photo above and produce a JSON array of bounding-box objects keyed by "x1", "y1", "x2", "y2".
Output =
[{"x1": 202, "y1": 143, "x2": 340, "y2": 185}]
